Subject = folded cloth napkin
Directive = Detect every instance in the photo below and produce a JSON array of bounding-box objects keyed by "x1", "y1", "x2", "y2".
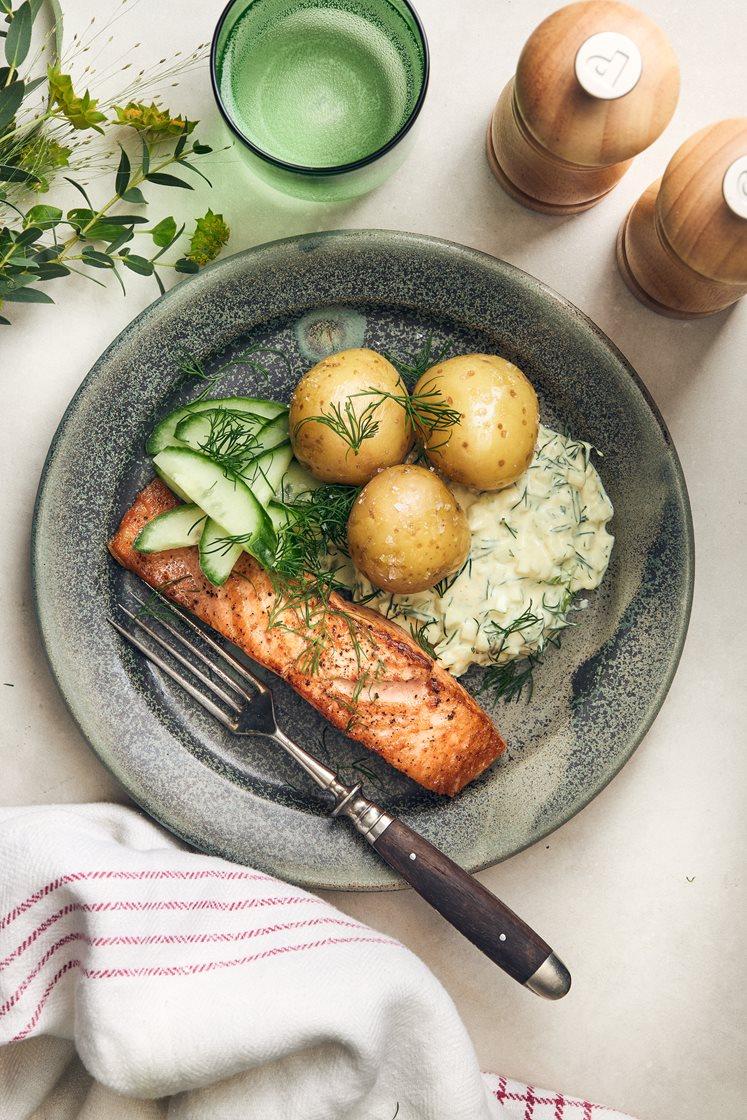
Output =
[{"x1": 0, "y1": 804, "x2": 636, "y2": 1120}]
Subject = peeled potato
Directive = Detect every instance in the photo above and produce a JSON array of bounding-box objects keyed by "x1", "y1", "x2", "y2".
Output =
[
  {"x1": 289, "y1": 348, "x2": 412, "y2": 485},
  {"x1": 347, "y1": 465, "x2": 470, "y2": 594},
  {"x1": 413, "y1": 354, "x2": 539, "y2": 490}
]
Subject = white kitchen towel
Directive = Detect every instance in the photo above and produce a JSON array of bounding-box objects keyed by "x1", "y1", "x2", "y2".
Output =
[{"x1": 0, "y1": 804, "x2": 636, "y2": 1120}]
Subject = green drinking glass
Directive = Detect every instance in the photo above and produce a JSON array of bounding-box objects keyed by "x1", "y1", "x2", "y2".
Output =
[{"x1": 210, "y1": 0, "x2": 429, "y2": 201}]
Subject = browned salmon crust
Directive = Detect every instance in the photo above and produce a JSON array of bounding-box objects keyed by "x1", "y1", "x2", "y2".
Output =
[{"x1": 109, "y1": 480, "x2": 505, "y2": 795}]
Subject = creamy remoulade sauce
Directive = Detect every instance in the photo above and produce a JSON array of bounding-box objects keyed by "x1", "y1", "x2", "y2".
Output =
[{"x1": 341, "y1": 426, "x2": 614, "y2": 677}]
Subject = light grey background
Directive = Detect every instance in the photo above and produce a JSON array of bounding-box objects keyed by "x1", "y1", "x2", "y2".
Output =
[{"x1": 1, "y1": 2, "x2": 745, "y2": 1118}]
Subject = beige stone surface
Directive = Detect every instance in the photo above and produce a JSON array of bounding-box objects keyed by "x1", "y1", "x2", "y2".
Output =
[{"x1": 1, "y1": 3, "x2": 745, "y2": 1118}]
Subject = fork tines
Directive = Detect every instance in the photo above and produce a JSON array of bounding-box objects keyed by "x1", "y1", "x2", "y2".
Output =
[{"x1": 108, "y1": 588, "x2": 270, "y2": 734}]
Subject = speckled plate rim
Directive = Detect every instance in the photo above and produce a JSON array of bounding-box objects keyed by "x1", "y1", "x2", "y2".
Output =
[{"x1": 31, "y1": 229, "x2": 695, "y2": 890}]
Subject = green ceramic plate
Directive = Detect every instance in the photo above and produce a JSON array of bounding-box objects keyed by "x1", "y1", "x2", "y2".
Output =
[{"x1": 32, "y1": 230, "x2": 694, "y2": 890}]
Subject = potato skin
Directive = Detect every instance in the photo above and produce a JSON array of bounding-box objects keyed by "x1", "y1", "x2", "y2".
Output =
[
  {"x1": 289, "y1": 348, "x2": 412, "y2": 485},
  {"x1": 414, "y1": 354, "x2": 539, "y2": 490},
  {"x1": 347, "y1": 465, "x2": 471, "y2": 594}
]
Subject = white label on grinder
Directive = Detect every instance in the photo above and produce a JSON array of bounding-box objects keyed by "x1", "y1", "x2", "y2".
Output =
[
  {"x1": 575, "y1": 32, "x2": 642, "y2": 100},
  {"x1": 723, "y1": 156, "x2": 747, "y2": 219}
]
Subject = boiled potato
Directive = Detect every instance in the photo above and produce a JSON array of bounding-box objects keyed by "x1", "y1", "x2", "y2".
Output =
[
  {"x1": 347, "y1": 465, "x2": 470, "y2": 594},
  {"x1": 413, "y1": 354, "x2": 539, "y2": 490},
  {"x1": 289, "y1": 348, "x2": 412, "y2": 485}
]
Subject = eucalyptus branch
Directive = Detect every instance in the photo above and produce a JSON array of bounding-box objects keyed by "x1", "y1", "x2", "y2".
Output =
[{"x1": 0, "y1": 0, "x2": 229, "y2": 324}]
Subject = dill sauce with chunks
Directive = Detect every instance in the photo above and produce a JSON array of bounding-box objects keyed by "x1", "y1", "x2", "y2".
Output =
[{"x1": 346, "y1": 426, "x2": 614, "y2": 677}]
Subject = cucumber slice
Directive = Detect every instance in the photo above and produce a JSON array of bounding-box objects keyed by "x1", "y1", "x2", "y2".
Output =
[
  {"x1": 174, "y1": 409, "x2": 289, "y2": 463},
  {"x1": 146, "y1": 397, "x2": 286, "y2": 457},
  {"x1": 280, "y1": 459, "x2": 324, "y2": 502},
  {"x1": 267, "y1": 500, "x2": 291, "y2": 532},
  {"x1": 245, "y1": 441, "x2": 293, "y2": 506},
  {"x1": 133, "y1": 504, "x2": 206, "y2": 553},
  {"x1": 154, "y1": 462, "x2": 191, "y2": 502},
  {"x1": 152, "y1": 447, "x2": 276, "y2": 568},
  {"x1": 199, "y1": 518, "x2": 243, "y2": 586}
]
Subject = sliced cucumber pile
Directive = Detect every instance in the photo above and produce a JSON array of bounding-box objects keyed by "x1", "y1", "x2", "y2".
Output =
[
  {"x1": 146, "y1": 396, "x2": 286, "y2": 457},
  {"x1": 153, "y1": 447, "x2": 277, "y2": 570},
  {"x1": 137, "y1": 393, "x2": 318, "y2": 586}
]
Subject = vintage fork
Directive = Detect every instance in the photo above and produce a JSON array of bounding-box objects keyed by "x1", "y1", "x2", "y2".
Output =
[{"x1": 109, "y1": 591, "x2": 571, "y2": 999}]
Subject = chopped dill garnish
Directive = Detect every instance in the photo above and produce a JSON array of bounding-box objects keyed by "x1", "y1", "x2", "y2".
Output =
[
  {"x1": 433, "y1": 556, "x2": 471, "y2": 597},
  {"x1": 409, "y1": 618, "x2": 438, "y2": 658}
]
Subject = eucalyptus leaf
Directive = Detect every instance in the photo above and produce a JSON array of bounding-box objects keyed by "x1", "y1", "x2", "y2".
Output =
[
  {"x1": 150, "y1": 215, "x2": 176, "y2": 247},
  {"x1": 154, "y1": 270, "x2": 166, "y2": 296},
  {"x1": 3, "y1": 286, "x2": 54, "y2": 303},
  {"x1": 5, "y1": 2, "x2": 32, "y2": 69},
  {"x1": 81, "y1": 247, "x2": 114, "y2": 269},
  {"x1": 146, "y1": 171, "x2": 193, "y2": 190},
  {"x1": 110, "y1": 264, "x2": 126, "y2": 296},
  {"x1": 0, "y1": 314, "x2": 10, "y2": 326},
  {"x1": 35, "y1": 263, "x2": 70, "y2": 280},
  {"x1": 151, "y1": 221, "x2": 184, "y2": 261},
  {"x1": 107, "y1": 227, "x2": 134, "y2": 253},
  {"x1": 14, "y1": 225, "x2": 43, "y2": 247},
  {"x1": 115, "y1": 144, "x2": 130, "y2": 196},
  {"x1": 24, "y1": 73, "x2": 46, "y2": 94},
  {"x1": 192, "y1": 142, "x2": 212, "y2": 155},
  {"x1": 64, "y1": 176, "x2": 93, "y2": 207},
  {"x1": 25, "y1": 205, "x2": 63, "y2": 230},
  {"x1": 0, "y1": 79, "x2": 24, "y2": 132},
  {"x1": 174, "y1": 257, "x2": 199, "y2": 274},
  {"x1": 121, "y1": 253, "x2": 153, "y2": 276},
  {"x1": 98, "y1": 214, "x2": 149, "y2": 225},
  {"x1": 0, "y1": 163, "x2": 40, "y2": 185},
  {"x1": 179, "y1": 160, "x2": 212, "y2": 188},
  {"x1": 122, "y1": 186, "x2": 146, "y2": 204}
]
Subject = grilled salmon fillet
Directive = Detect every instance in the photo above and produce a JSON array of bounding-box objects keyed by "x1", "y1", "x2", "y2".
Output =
[{"x1": 109, "y1": 480, "x2": 505, "y2": 795}]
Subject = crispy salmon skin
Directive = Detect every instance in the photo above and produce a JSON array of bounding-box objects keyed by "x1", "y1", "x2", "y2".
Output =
[{"x1": 109, "y1": 480, "x2": 505, "y2": 795}]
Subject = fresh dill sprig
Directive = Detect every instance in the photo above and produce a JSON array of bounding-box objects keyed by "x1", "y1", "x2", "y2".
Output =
[
  {"x1": 293, "y1": 396, "x2": 382, "y2": 456},
  {"x1": 176, "y1": 343, "x2": 295, "y2": 403},
  {"x1": 260, "y1": 483, "x2": 363, "y2": 676},
  {"x1": 352, "y1": 380, "x2": 463, "y2": 452},
  {"x1": 191, "y1": 408, "x2": 266, "y2": 479},
  {"x1": 272, "y1": 484, "x2": 360, "y2": 579},
  {"x1": 480, "y1": 653, "x2": 541, "y2": 703},
  {"x1": 176, "y1": 352, "x2": 222, "y2": 400},
  {"x1": 382, "y1": 333, "x2": 453, "y2": 388}
]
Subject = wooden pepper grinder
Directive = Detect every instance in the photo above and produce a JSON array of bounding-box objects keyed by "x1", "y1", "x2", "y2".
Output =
[
  {"x1": 487, "y1": 0, "x2": 680, "y2": 214},
  {"x1": 617, "y1": 119, "x2": 747, "y2": 317}
]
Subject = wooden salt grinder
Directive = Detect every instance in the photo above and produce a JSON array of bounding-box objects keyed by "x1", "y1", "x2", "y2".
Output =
[
  {"x1": 487, "y1": 0, "x2": 680, "y2": 214},
  {"x1": 617, "y1": 119, "x2": 747, "y2": 317}
]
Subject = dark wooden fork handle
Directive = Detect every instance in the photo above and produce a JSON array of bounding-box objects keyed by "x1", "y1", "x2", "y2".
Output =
[{"x1": 372, "y1": 818, "x2": 571, "y2": 998}]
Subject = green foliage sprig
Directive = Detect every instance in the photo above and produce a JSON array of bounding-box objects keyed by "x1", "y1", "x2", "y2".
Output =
[{"x1": 0, "y1": 0, "x2": 231, "y2": 324}]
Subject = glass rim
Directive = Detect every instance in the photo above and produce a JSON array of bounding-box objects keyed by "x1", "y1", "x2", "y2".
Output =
[{"x1": 209, "y1": 0, "x2": 430, "y2": 177}]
